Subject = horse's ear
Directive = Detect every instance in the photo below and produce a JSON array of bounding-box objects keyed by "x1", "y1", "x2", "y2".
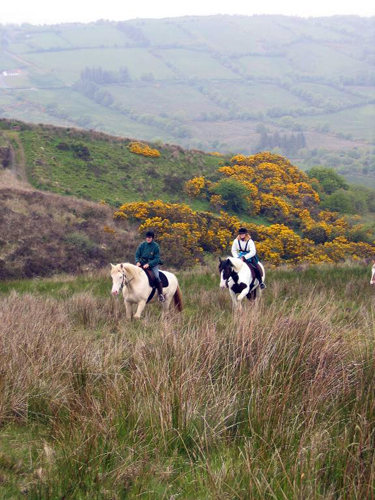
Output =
[
  {"x1": 120, "y1": 263, "x2": 124, "y2": 269},
  {"x1": 219, "y1": 257, "x2": 222, "y2": 263},
  {"x1": 110, "y1": 263, "x2": 114, "y2": 268},
  {"x1": 226, "y1": 258, "x2": 232, "y2": 266}
]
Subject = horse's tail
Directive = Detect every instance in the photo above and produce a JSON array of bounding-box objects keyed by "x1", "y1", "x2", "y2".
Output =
[{"x1": 173, "y1": 286, "x2": 183, "y2": 312}]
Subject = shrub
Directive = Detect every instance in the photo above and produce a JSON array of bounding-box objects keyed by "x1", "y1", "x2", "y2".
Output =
[{"x1": 210, "y1": 178, "x2": 249, "y2": 213}]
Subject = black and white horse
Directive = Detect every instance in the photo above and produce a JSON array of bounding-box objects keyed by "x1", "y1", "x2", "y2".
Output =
[{"x1": 219, "y1": 257, "x2": 264, "y2": 308}]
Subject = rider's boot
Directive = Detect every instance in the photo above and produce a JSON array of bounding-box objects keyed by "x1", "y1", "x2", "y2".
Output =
[
  {"x1": 255, "y1": 264, "x2": 266, "y2": 289},
  {"x1": 157, "y1": 280, "x2": 165, "y2": 302}
]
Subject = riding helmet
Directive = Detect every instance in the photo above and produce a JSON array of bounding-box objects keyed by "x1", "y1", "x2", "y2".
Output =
[
  {"x1": 145, "y1": 230, "x2": 155, "y2": 238},
  {"x1": 238, "y1": 227, "x2": 248, "y2": 234}
]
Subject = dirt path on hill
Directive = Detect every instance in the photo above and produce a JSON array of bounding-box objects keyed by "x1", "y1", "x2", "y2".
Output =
[{"x1": 0, "y1": 132, "x2": 30, "y2": 188}]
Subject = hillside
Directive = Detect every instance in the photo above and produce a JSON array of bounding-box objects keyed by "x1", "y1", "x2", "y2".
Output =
[
  {"x1": 0, "y1": 119, "x2": 224, "y2": 205},
  {"x1": 0, "y1": 16, "x2": 374, "y2": 181},
  {"x1": 1, "y1": 119, "x2": 374, "y2": 279},
  {"x1": 0, "y1": 186, "x2": 137, "y2": 279}
]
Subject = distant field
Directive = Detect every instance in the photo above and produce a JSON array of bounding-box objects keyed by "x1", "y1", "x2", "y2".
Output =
[
  {"x1": 60, "y1": 25, "x2": 130, "y2": 47},
  {"x1": 24, "y1": 48, "x2": 177, "y2": 84},
  {"x1": 236, "y1": 55, "x2": 294, "y2": 79},
  {"x1": 344, "y1": 173, "x2": 375, "y2": 189},
  {"x1": 298, "y1": 104, "x2": 375, "y2": 142},
  {"x1": 296, "y1": 82, "x2": 366, "y2": 106},
  {"x1": 0, "y1": 15, "x2": 374, "y2": 164},
  {"x1": 106, "y1": 82, "x2": 224, "y2": 118},
  {"x1": 162, "y1": 49, "x2": 240, "y2": 79},
  {"x1": 209, "y1": 81, "x2": 306, "y2": 111},
  {"x1": 285, "y1": 40, "x2": 373, "y2": 78}
]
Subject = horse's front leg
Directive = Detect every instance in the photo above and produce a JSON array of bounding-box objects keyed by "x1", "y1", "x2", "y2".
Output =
[
  {"x1": 229, "y1": 289, "x2": 239, "y2": 309},
  {"x1": 237, "y1": 285, "x2": 250, "y2": 302},
  {"x1": 134, "y1": 299, "x2": 147, "y2": 319},
  {"x1": 124, "y1": 299, "x2": 133, "y2": 321}
]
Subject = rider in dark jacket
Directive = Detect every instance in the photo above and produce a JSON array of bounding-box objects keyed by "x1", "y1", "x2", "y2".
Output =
[{"x1": 135, "y1": 231, "x2": 164, "y2": 301}]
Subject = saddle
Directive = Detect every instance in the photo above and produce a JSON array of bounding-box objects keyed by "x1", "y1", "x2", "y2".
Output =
[
  {"x1": 143, "y1": 268, "x2": 169, "y2": 303},
  {"x1": 246, "y1": 261, "x2": 263, "y2": 280}
]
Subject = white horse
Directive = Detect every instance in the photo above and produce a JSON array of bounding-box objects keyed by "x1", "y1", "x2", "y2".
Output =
[
  {"x1": 219, "y1": 257, "x2": 265, "y2": 308},
  {"x1": 370, "y1": 262, "x2": 375, "y2": 285},
  {"x1": 110, "y1": 263, "x2": 183, "y2": 320}
]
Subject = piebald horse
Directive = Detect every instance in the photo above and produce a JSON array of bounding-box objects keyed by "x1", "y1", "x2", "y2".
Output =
[
  {"x1": 111, "y1": 263, "x2": 183, "y2": 320},
  {"x1": 219, "y1": 257, "x2": 265, "y2": 308}
]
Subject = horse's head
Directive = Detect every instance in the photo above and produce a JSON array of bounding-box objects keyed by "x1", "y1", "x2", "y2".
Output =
[
  {"x1": 371, "y1": 262, "x2": 375, "y2": 285},
  {"x1": 219, "y1": 257, "x2": 234, "y2": 288},
  {"x1": 110, "y1": 263, "x2": 126, "y2": 295}
]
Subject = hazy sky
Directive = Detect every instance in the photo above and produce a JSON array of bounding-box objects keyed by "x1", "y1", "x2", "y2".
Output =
[{"x1": 2, "y1": 0, "x2": 374, "y2": 25}]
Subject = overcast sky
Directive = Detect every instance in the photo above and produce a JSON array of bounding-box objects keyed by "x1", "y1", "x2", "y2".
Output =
[{"x1": 2, "y1": 0, "x2": 374, "y2": 25}]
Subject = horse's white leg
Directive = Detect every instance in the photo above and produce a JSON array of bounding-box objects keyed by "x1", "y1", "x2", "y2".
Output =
[
  {"x1": 134, "y1": 299, "x2": 147, "y2": 319},
  {"x1": 163, "y1": 292, "x2": 173, "y2": 312},
  {"x1": 124, "y1": 299, "x2": 133, "y2": 320},
  {"x1": 237, "y1": 286, "x2": 250, "y2": 301},
  {"x1": 229, "y1": 289, "x2": 238, "y2": 309}
]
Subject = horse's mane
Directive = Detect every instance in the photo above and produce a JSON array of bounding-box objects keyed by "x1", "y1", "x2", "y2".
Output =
[
  {"x1": 111, "y1": 262, "x2": 144, "y2": 280},
  {"x1": 122, "y1": 263, "x2": 144, "y2": 279},
  {"x1": 228, "y1": 257, "x2": 246, "y2": 272}
]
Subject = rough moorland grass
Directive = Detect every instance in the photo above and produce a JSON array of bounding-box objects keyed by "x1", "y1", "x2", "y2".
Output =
[{"x1": 0, "y1": 263, "x2": 374, "y2": 499}]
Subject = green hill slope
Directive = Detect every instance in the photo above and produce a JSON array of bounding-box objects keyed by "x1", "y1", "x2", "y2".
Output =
[
  {"x1": 0, "y1": 119, "x2": 224, "y2": 205},
  {"x1": 0, "y1": 15, "x2": 374, "y2": 179}
]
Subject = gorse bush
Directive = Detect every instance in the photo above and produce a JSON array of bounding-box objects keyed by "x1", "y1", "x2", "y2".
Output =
[{"x1": 114, "y1": 151, "x2": 375, "y2": 268}]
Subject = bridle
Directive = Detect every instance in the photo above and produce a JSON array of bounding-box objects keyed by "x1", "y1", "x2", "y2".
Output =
[
  {"x1": 118, "y1": 270, "x2": 134, "y2": 292},
  {"x1": 222, "y1": 266, "x2": 238, "y2": 288}
]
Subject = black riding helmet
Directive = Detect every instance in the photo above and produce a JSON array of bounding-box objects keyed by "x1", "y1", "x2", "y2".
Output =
[
  {"x1": 238, "y1": 227, "x2": 248, "y2": 234},
  {"x1": 145, "y1": 230, "x2": 155, "y2": 238}
]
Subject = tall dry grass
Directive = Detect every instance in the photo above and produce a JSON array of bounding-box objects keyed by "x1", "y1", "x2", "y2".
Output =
[{"x1": 0, "y1": 265, "x2": 374, "y2": 498}]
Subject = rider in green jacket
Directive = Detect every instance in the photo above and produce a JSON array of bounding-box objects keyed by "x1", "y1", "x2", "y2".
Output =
[{"x1": 135, "y1": 231, "x2": 164, "y2": 302}]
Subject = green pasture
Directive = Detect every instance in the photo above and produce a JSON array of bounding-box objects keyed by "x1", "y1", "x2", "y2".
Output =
[
  {"x1": 16, "y1": 88, "x2": 166, "y2": 138},
  {"x1": 183, "y1": 16, "x2": 296, "y2": 52},
  {"x1": 208, "y1": 81, "x2": 305, "y2": 112},
  {"x1": 285, "y1": 40, "x2": 373, "y2": 78},
  {"x1": 298, "y1": 104, "x2": 375, "y2": 142},
  {"x1": 24, "y1": 48, "x2": 177, "y2": 85},
  {"x1": 162, "y1": 49, "x2": 240, "y2": 80},
  {"x1": 61, "y1": 24, "x2": 130, "y2": 48},
  {"x1": 236, "y1": 55, "x2": 294, "y2": 79},
  {"x1": 295, "y1": 82, "x2": 367, "y2": 106},
  {"x1": 0, "y1": 53, "x2": 25, "y2": 71},
  {"x1": 24, "y1": 31, "x2": 71, "y2": 51},
  {"x1": 131, "y1": 19, "x2": 197, "y2": 46},
  {"x1": 106, "y1": 81, "x2": 223, "y2": 118},
  {"x1": 187, "y1": 118, "x2": 260, "y2": 152}
]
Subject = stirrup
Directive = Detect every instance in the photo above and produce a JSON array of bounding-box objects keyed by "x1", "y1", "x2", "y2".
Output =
[
  {"x1": 260, "y1": 283, "x2": 266, "y2": 289},
  {"x1": 158, "y1": 294, "x2": 165, "y2": 302}
]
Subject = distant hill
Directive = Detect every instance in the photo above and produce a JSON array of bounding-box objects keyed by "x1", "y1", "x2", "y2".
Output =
[{"x1": 0, "y1": 16, "x2": 374, "y2": 180}]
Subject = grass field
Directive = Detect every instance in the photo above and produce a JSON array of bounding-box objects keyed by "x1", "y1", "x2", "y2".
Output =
[
  {"x1": 0, "y1": 261, "x2": 374, "y2": 498},
  {"x1": 298, "y1": 104, "x2": 375, "y2": 142}
]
